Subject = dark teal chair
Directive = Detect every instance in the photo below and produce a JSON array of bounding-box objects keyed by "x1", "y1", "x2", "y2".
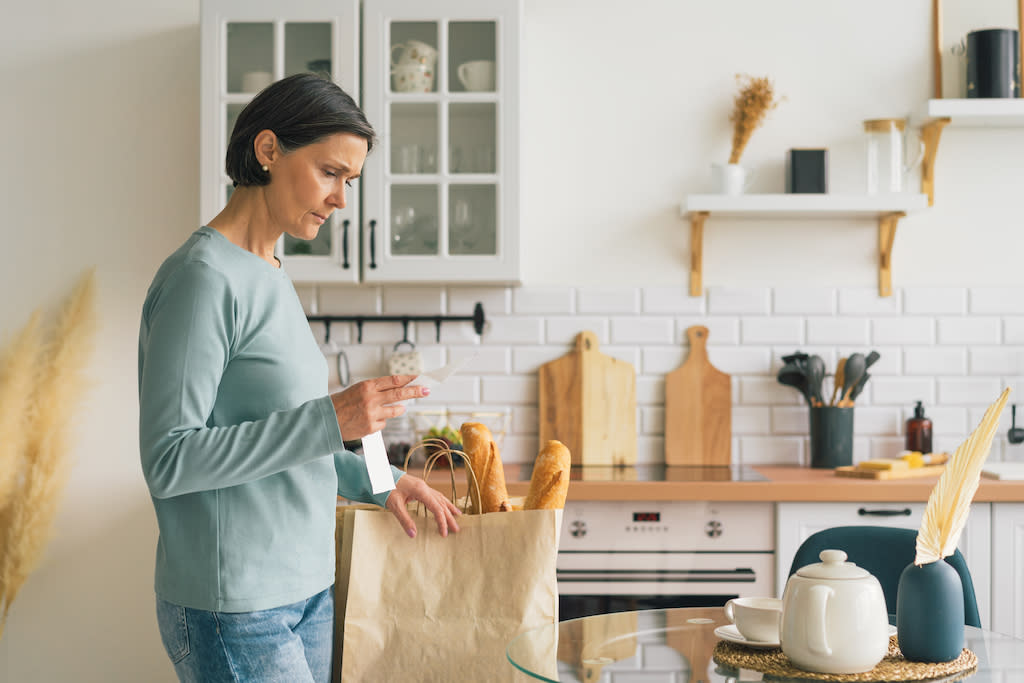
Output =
[{"x1": 786, "y1": 526, "x2": 981, "y2": 628}]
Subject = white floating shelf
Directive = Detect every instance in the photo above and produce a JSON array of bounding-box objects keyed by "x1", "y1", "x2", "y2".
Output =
[
  {"x1": 681, "y1": 193, "x2": 929, "y2": 219},
  {"x1": 925, "y1": 98, "x2": 1024, "y2": 127}
]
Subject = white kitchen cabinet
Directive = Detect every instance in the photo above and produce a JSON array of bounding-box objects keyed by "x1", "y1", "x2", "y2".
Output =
[
  {"x1": 992, "y1": 503, "x2": 1024, "y2": 638},
  {"x1": 775, "y1": 502, "x2": 992, "y2": 630},
  {"x1": 200, "y1": 0, "x2": 522, "y2": 285}
]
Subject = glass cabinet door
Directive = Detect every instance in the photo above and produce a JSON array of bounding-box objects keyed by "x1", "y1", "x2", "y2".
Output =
[
  {"x1": 362, "y1": 0, "x2": 521, "y2": 284},
  {"x1": 200, "y1": 0, "x2": 361, "y2": 283}
]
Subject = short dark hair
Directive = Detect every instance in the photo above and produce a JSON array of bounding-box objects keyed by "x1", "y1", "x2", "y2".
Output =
[{"x1": 226, "y1": 73, "x2": 376, "y2": 187}]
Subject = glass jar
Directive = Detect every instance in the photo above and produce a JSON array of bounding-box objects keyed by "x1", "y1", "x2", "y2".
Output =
[{"x1": 863, "y1": 118, "x2": 906, "y2": 194}]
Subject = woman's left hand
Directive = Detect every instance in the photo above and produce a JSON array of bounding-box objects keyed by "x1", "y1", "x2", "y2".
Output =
[{"x1": 385, "y1": 474, "x2": 461, "y2": 539}]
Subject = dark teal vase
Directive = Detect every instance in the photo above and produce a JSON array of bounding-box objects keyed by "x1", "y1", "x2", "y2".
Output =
[{"x1": 896, "y1": 560, "x2": 964, "y2": 662}]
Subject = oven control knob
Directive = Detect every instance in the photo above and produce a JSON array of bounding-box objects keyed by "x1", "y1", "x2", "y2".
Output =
[
  {"x1": 705, "y1": 520, "x2": 723, "y2": 538},
  {"x1": 570, "y1": 520, "x2": 587, "y2": 538}
]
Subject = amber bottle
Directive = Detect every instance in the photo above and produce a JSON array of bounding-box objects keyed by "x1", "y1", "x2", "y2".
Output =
[{"x1": 905, "y1": 401, "x2": 933, "y2": 453}]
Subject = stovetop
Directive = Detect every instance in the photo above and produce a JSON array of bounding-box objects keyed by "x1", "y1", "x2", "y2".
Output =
[{"x1": 516, "y1": 464, "x2": 769, "y2": 483}]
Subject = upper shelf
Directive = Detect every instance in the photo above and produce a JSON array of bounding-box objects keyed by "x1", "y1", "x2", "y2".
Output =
[
  {"x1": 923, "y1": 98, "x2": 1024, "y2": 127},
  {"x1": 680, "y1": 193, "x2": 929, "y2": 219}
]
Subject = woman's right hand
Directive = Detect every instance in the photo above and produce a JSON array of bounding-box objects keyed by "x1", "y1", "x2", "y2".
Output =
[{"x1": 329, "y1": 374, "x2": 428, "y2": 440}]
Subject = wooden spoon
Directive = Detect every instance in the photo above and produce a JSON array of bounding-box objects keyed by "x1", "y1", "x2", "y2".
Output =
[{"x1": 830, "y1": 357, "x2": 847, "y2": 406}]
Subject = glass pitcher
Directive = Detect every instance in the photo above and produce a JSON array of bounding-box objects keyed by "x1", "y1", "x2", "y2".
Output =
[{"x1": 863, "y1": 118, "x2": 923, "y2": 194}]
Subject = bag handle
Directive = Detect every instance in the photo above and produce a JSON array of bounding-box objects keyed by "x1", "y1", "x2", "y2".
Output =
[{"x1": 402, "y1": 439, "x2": 482, "y2": 516}]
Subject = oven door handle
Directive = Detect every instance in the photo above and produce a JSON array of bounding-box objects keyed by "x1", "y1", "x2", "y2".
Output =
[{"x1": 557, "y1": 568, "x2": 757, "y2": 583}]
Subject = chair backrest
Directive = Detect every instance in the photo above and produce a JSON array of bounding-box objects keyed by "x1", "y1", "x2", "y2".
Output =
[{"x1": 786, "y1": 525, "x2": 981, "y2": 628}]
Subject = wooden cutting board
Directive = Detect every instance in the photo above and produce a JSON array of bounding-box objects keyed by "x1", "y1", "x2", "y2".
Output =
[
  {"x1": 665, "y1": 326, "x2": 732, "y2": 466},
  {"x1": 538, "y1": 330, "x2": 636, "y2": 466},
  {"x1": 835, "y1": 465, "x2": 945, "y2": 480}
]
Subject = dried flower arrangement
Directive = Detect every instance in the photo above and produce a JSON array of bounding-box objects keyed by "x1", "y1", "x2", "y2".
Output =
[
  {"x1": 0, "y1": 269, "x2": 97, "y2": 639},
  {"x1": 728, "y1": 74, "x2": 783, "y2": 164}
]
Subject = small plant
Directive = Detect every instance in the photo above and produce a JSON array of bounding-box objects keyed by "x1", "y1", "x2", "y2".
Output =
[{"x1": 728, "y1": 74, "x2": 783, "y2": 164}]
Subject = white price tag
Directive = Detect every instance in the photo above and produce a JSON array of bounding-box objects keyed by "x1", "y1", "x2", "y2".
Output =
[{"x1": 361, "y1": 430, "x2": 396, "y2": 494}]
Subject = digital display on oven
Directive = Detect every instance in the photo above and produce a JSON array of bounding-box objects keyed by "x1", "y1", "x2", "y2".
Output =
[{"x1": 632, "y1": 512, "x2": 660, "y2": 522}]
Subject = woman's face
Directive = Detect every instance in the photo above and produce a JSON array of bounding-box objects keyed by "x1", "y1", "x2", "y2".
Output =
[{"x1": 264, "y1": 132, "x2": 368, "y2": 241}]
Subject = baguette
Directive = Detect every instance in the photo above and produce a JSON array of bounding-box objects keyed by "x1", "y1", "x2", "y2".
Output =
[
  {"x1": 460, "y1": 422, "x2": 510, "y2": 514},
  {"x1": 524, "y1": 440, "x2": 571, "y2": 510}
]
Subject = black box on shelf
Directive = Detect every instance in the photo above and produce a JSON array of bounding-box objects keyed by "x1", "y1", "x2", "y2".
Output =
[{"x1": 786, "y1": 149, "x2": 828, "y2": 194}]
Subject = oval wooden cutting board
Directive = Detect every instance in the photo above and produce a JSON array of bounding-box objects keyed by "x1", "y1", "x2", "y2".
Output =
[
  {"x1": 665, "y1": 325, "x2": 732, "y2": 466},
  {"x1": 538, "y1": 330, "x2": 636, "y2": 466}
]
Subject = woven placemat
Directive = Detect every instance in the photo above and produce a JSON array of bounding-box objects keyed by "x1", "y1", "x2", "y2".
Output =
[{"x1": 712, "y1": 636, "x2": 977, "y2": 682}]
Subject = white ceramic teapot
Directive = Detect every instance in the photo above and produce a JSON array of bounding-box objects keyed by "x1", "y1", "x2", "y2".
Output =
[{"x1": 780, "y1": 549, "x2": 890, "y2": 674}]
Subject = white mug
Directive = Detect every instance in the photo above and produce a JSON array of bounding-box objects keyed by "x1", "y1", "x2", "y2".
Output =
[
  {"x1": 457, "y1": 60, "x2": 496, "y2": 92},
  {"x1": 724, "y1": 597, "x2": 782, "y2": 642},
  {"x1": 391, "y1": 63, "x2": 434, "y2": 93},
  {"x1": 711, "y1": 162, "x2": 753, "y2": 195},
  {"x1": 391, "y1": 40, "x2": 438, "y2": 69},
  {"x1": 241, "y1": 71, "x2": 273, "y2": 93}
]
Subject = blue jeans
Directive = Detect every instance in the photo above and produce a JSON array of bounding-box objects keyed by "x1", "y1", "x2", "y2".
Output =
[{"x1": 156, "y1": 586, "x2": 334, "y2": 683}]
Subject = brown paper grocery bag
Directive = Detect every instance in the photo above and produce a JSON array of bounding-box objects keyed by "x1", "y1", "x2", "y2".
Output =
[{"x1": 333, "y1": 503, "x2": 560, "y2": 682}]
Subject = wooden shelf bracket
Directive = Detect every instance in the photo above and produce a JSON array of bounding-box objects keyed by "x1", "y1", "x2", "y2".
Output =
[
  {"x1": 920, "y1": 117, "x2": 949, "y2": 206},
  {"x1": 878, "y1": 212, "x2": 905, "y2": 297},
  {"x1": 689, "y1": 211, "x2": 709, "y2": 296}
]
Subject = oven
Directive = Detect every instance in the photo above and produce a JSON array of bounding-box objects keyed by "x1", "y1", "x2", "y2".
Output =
[{"x1": 558, "y1": 501, "x2": 775, "y2": 621}]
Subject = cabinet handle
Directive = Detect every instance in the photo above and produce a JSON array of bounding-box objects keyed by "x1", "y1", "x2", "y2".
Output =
[
  {"x1": 368, "y1": 219, "x2": 377, "y2": 269},
  {"x1": 857, "y1": 507, "x2": 912, "y2": 517},
  {"x1": 341, "y1": 219, "x2": 350, "y2": 269}
]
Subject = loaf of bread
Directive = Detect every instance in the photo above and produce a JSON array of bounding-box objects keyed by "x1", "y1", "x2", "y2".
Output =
[
  {"x1": 460, "y1": 422, "x2": 511, "y2": 514},
  {"x1": 524, "y1": 440, "x2": 571, "y2": 510}
]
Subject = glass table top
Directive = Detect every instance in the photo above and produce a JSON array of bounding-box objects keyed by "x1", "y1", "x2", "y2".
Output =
[{"x1": 507, "y1": 607, "x2": 1024, "y2": 682}]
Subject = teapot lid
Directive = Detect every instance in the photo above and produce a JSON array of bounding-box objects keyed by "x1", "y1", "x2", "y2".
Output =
[{"x1": 795, "y1": 549, "x2": 871, "y2": 580}]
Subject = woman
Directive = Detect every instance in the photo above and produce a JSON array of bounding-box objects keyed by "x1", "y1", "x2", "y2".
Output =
[{"x1": 138, "y1": 73, "x2": 460, "y2": 683}]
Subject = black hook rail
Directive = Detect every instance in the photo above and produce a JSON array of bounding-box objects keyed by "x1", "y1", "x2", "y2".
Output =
[{"x1": 307, "y1": 302, "x2": 485, "y2": 344}]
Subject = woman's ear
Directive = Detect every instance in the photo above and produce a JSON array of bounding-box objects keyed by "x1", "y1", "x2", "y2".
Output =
[{"x1": 253, "y1": 129, "x2": 279, "y2": 168}]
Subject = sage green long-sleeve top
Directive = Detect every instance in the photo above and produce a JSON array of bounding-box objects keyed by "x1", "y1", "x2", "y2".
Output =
[{"x1": 138, "y1": 226, "x2": 402, "y2": 612}]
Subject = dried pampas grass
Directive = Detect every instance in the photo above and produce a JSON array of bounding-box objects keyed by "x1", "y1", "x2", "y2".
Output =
[
  {"x1": 728, "y1": 74, "x2": 783, "y2": 164},
  {"x1": 915, "y1": 388, "x2": 1010, "y2": 566},
  {"x1": 0, "y1": 269, "x2": 97, "y2": 639},
  {"x1": 0, "y1": 313, "x2": 44, "y2": 512}
]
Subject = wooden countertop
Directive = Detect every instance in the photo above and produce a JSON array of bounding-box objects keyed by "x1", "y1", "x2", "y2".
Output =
[{"x1": 421, "y1": 465, "x2": 1024, "y2": 503}]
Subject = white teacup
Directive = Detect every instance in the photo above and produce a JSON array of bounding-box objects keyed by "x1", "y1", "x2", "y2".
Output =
[
  {"x1": 391, "y1": 63, "x2": 434, "y2": 93},
  {"x1": 457, "y1": 60, "x2": 496, "y2": 92},
  {"x1": 392, "y1": 40, "x2": 438, "y2": 69},
  {"x1": 724, "y1": 597, "x2": 782, "y2": 643},
  {"x1": 711, "y1": 162, "x2": 753, "y2": 195}
]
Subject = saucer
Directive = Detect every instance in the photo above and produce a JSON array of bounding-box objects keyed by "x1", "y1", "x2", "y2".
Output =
[{"x1": 714, "y1": 624, "x2": 779, "y2": 649}]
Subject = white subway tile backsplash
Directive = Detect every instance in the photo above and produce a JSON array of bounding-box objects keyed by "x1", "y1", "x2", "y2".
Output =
[
  {"x1": 733, "y1": 406, "x2": 772, "y2": 434},
  {"x1": 771, "y1": 406, "x2": 809, "y2": 435},
  {"x1": 1003, "y1": 376, "x2": 1024, "y2": 400},
  {"x1": 481, "y1": 376, "x2": 538, "y2": 404},
  {"x1": 641, "y1": 407, "x2": 665, "y2": 434},
  {"x1": 903, "y1": 288, "x2": 967, "y2": 315},
  {"x1": 642, "y1": 286, "x2": 706, "y2": 314},
  {"x1": 937, "y1": 317, "x2": 1001, "y2": 345},
  {"x1": 512, "y1": 287, "x2": 574, "y2": 314},
  {"x1": 577, "y1": 288, "x2": 640, "y2": 314},
  {"x1": 340, "y1": 345, "x2": 384, "y2": 383},
  {"x1": 1005, "y1": 317, "x2": 1024, "y2": 344},
  {"x1": 676, "y1": 317, "x2": 740, "y2": 345},
  {"x1": 447, "y1": 287, "x2": 509, "y2": 316},
  {"x1": 852, "y1": 407, "x2": 901, "y2": 436},
  {"x1": 382, "y1": 286, "x2": 444, "y2": 313},
  {"x1": 357, "y1": 320, "x2": 418, "y2": 345},
  {"x1": 294, "y1": 285, "x2": 317, "y2": 313},
  {"x1": 739, "y1": 437, "x2": 803, "y2": 465},
  {"x1": 637, "y1": 436, "x2": 666, "y2": 465},
  {"x1": 602, "y1": 346, "x2": 641, "y2": 367},
  {"x1": 938, "y1": 378, "x2": 1004, "y2": 405},
  {"x1": 969, "y1": 347, "x2": 1024, "y2": 375},
  {"x1": 610, "y1": 317, "x2": 674, "y2": 345},
  {"x1": 482, "y1": 317, "x2": 544, "y2": 344},
  {"x1": 448, "y1": 345, "x2": 509, "y2": 374},
  {"x1": 869, "y1": 378, "x2": 935, "y2": 405},
  {"x1": 903, "y1": 347, "x2": 967, "y2": 376},
  {"x1": 512, "y1": 406, "x2": 538, "y2": 435},
  {"x1": 636, "y1": 377, "x2": 664, "y2": 405},
  {"x1": 709, "y1": 347, "x2": 773, "y2": 375},
  {"x1": 806, "y1": 317, "x2": 870, "y2": 345},
  {"x1": 512, "y1": 346, "x2": 569, "y2": 374},
  {"x1": 774, "y1": 288, "x2": 835, "y2": 315},
  {"x1": 870, "y1": 437, "x2": 907, "y2": 460},
  {"x1": 840, "y1": 288, "x2": 901, "y2": 315},
  {"x1": 318, "y1": 285, "x2": 380, "y2": 315},
  {"x1": 416, "y1": 376, "x2": 479, "y2": 404},
  {"x1": 708, "y1": 287, "x2": 771, "y2": 315},
  {"x1": 740, "y1": 377, "x2": 804, "y2": 405},
  {"x1": 970, "y1": 288, "x2": 1024, "y2": 314},
  {"x1": 641, "y1": 347, "x2": 686, "y2": 375},
  {"x1": 741, "y1": 317, "x2": 803, "y2": 345},
  {"x1": 416, "y1": 320, "x2": 481, "y2": 345},
  {"x1": 853, "y1": 438, "x2": 871, "y2": 464},
  {"x1": 915, "y1": 405, "x2": 968, "y2": 435},
  {"x1": 872, "y1": 318, "x2": 934, "y2": 345},
  {"x1": 500, "y1": 434, "x2": 538, "y2": 464},
  {"x1": 545, "y1": 317, "x2": 610, "y2": 345}
]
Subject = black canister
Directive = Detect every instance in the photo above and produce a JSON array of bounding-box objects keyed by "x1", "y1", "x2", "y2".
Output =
[
  {"x1": 809, "y1": 406, "x2": 854, "y2": 469},
  {"x1": 967, "y1": 28, "x2": 1020, "y2": 98}
]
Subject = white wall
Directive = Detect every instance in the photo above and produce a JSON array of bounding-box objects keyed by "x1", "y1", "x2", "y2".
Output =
[{"x1": 3, "y1": 1, "x2": 1024, "y2": 681}]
